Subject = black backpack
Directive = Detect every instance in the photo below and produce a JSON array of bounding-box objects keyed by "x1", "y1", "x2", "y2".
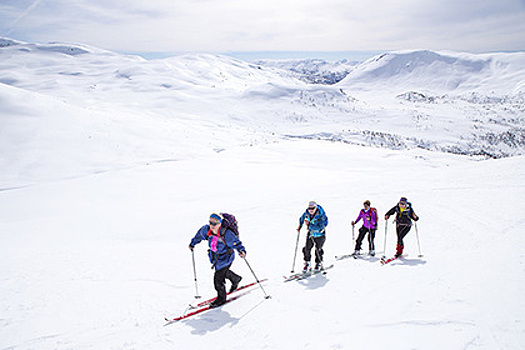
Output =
[{"x1": 220, "y1": 212, "x2": 239, "y2": 237}]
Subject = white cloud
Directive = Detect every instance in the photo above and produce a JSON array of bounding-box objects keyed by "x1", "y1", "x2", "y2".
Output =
[{"x1": 1, "y1": 0, "x2": 524, "y2": 54}]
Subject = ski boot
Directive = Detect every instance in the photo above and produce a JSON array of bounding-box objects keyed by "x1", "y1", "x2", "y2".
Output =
[
  {"x1": 302, "y1": 261, "x2": 311, "y2": 273},
  {"x1": 395, "y1": 244, "x2": 404, "y2": 258},
  {"x1": 210, "y1": 298, "x2": 226, "y2": 308}
]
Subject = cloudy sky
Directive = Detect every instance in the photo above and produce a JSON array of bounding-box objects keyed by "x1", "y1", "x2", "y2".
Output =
[{"x1": 1, "y1": 0, "x2": 524, "y2": 59}]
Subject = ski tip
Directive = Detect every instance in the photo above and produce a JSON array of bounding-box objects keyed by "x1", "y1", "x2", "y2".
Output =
[{"x1": 164, "y1": 318, "x2": 177, "y2": 326}]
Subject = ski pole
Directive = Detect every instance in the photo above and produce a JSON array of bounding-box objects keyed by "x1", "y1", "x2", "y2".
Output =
[
  {"x1": 414, "y1": 222, "x2": 423, "y2": 257},
  {"x1": 191, "y1": 249, "x2": 201, "y2": 299},
  {"x1": 243, "y1": 257, "x2": 271, "y2": 299},
  {"x1": 291, "y1": 229, "x2": 301, "y2": 273},
  {"x1": 352, "y1": 225, "x2": 355, "y2": 241},
  {"x1": 382, "y1": 220, "x2": 388, "y2": 259}
]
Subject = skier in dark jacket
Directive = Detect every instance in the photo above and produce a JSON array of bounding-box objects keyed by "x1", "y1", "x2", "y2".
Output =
[
  {"x1": 385, "y1": 197, "x2": 419, "y2": 257},
  {"x1": 297, "y1": 201, "x2": 328, "y2": 272},
  {"x1": 189, "y1": 213, "x2": 246, "y2": 307}
]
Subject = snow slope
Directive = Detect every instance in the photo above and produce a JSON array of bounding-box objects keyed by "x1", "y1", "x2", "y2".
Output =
[
  {"x1": 0, "y1": 38, "x2": 524, "y2": 349},
  {"x1": 0, "y1": 140, "x2": 523, "y2": 349}
]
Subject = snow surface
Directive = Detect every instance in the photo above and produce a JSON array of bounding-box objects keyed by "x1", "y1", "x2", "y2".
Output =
[{"x1": 0, "y1": 38, "x2": 524, "y2": 349}]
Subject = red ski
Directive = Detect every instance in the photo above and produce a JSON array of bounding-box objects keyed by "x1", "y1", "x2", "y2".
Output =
[
  {"x1": 381, "y1": 255, "x2": 402, "y2": 265},
  {"x1": 164, "y1": 290, "x2": 252, "y2": 325},
  {"x1": 191, "y1": 278, "x2": 268, "y2": 309}
]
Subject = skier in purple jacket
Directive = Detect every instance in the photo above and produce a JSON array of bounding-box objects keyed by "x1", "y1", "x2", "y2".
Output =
[{"x1": 351, "y1": 200, "x2": 378, "y2": 256}]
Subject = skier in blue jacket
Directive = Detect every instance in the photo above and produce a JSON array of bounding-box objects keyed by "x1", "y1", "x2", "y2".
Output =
[
  {"x1": 189, "y1": 213, "x2": 246, "y2": 307},
  {"x1": 297, "y1": 201, "x2": 328, "y2": 272}
]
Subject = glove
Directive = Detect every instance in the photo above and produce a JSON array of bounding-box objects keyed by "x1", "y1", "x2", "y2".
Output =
[{"x1": 189, "y1": 245, "x2": 194, "y2": 251}]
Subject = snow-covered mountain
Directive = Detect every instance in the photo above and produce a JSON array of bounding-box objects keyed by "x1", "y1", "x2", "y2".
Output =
[
  {"x1": 339, "y1": 49, "x2": 525, "y2": 94},
  {"x1": 1, "y1": 38, "x2": 524, "y2": 189}
]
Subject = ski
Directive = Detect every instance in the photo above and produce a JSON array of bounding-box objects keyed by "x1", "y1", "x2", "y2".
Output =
[
  {"x1": 189, "y1": 278, "x2": 268, "y2": 309},
  {"x1": 165, "y1": 289, "x2": 253, "y2": 325},
  {"x1": 336, "y1": 253, "x2": 375, "y2": 261},
  {"x1": 380, "y1": 255, "x2": 400, "y2": 265},
  {"x1": 284, "y1": 264, "x2": 334, "y2": 282},
  {"x1": 335, "y1": 254, "x2": 358, "y2": 260}
]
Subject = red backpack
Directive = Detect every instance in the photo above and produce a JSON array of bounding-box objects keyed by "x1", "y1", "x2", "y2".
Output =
[{"x1": 368, "y1": 208, "x2": 378, "y2": 228}]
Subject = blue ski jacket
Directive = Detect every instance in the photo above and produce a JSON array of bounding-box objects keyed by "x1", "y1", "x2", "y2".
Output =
[
  {"x1": 299, "y1": 204, "x2": 328, "y2": 237},
  {"x1": 190, "y1": 225, "x2": 246, "y2": 271}
]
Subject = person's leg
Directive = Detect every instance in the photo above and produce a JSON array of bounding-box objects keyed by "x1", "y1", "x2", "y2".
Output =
[
  {"x1": 314, "y1": 235, "x2": 326, "y2": 264},
  {"x1": 213, "y1": 265, "x2": 230, "y2": 305},
  {"x1": 302, "y1": 234, "x2": 314, "y2": 262},
  {"x1": 369, "y1": 228, "x2": 376, "y2": 251},
  {"x1": 396, "y1": 225, "x2": 411, "y2": 256},
  {"x1": 225, "y1": 269, "x2": 242, "y2": 293},
  {"x1": 354, "y1": 226, "x2": 367, "y2": 251}
]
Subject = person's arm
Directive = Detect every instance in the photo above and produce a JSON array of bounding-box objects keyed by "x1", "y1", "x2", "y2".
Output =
[
  {"x1": 189, "y1": 225, "x2": 208, "y2": 250},
  {"x1": 224, "y1": 229, "x2": 246, "y2": 258},
  {"x1": 297, "y1": 212, "x2": 307, "y2": 232},
  {"x1": 385, "y1": 206, "x2": 396, "y2": 220},
  {"x1": 411, "y1": 208, "x2": 419, "y2": 221}
]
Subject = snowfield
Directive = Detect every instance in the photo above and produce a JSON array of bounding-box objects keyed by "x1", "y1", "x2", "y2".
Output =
[{"x1": 0, "y1": 38, "x2": 524, "y2": 349}]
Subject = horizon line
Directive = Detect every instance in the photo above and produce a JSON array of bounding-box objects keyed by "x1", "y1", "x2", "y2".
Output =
[{"x1": 125, "y1": 50, "x2": 387, "y2": 62}]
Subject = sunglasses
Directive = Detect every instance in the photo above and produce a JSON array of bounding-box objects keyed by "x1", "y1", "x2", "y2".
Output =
[
  {"x1": 209, "y1": 221, "x2": 220, "y2": 226},
  {"x1": 308, "y1": 207, "x2": 316, "y2": 210}
]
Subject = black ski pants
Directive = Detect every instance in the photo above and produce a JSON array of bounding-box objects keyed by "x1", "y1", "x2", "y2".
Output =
[
  {"x1": 396, "y1": 224, "x2": 412, "y2": 246},
  {"x1": 354, "y1": 226, "x2": 376, "y2": 251},
  {"x1": 303, "y1": 234, "x2": 326, "y2": 263},
  {"x1": 214, "y1": 265, "x2": 241, "y2": 302}
]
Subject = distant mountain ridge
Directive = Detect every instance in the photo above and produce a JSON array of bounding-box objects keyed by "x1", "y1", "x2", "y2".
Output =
[
  {"x1": 338, "y1": 49, "x2": 525, "y2": 94},
  {"x1": 253, "y1": 58, "x2": 359, "y2": 84},
  {"x1": 0, "y1": 37, "x2": 524, "y2": 187}
]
